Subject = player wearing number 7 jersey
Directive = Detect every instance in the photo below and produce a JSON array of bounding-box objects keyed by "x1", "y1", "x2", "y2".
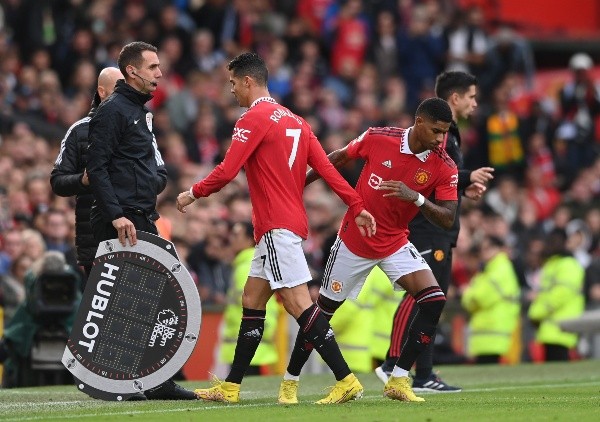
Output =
[
  {"x1": 278, "y1": 97, "x2": 459, "y2": 404},
  {"x1": 176, "y1": 52, "x2": 376, "y2": 404}
]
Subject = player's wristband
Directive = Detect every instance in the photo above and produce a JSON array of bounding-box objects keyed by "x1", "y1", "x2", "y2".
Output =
[
  {"x1": 413, "y1": 193, "x2": 425, "y2": 207},
  {"x1": 188, "y1": 187, "x2": 198, "y2": 200}
]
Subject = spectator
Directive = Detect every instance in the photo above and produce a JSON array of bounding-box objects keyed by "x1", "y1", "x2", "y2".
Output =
[
  {"x1": 444, "y1": 6, "x2": 488, "y2": 76},
  {"x1": 481, "y1": 26, "x2": 535, "y2": 96},
  {"x1": 396, "y1": 5, "x2": 446, "y2": 112},
  {"x1": 0, "y1": 254, "x2": 30, "y2": 324},
  {"x1": 484, "y1": 175, "x2": 521, "y2": 226},
  {"x1": 0, "y1": 229, "x2": 24, "y2": 276},
  {"x1": 187, "y1": 230, "x2": 232, "y2": 307},
  {"x1": 470, "y1": 75, "x2": 525, "y2": 180},
  {"x1": 556, "y1": 52, "x2": 600, "y2": 175}
]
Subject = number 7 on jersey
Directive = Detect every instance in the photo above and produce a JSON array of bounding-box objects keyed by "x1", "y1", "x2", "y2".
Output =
[{"x1": 286, "y1": 128, "x2": 301, "y2": 169}]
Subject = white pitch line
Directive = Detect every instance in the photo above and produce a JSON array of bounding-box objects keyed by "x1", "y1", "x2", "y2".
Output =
[{"x1": 1, "y1": 380, "x2": 599, "y2": 421}]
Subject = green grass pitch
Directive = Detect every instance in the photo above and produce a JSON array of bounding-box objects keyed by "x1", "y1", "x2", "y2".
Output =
[{"x1": 1, "y1": 359, "x2": 598, "y2": 421}]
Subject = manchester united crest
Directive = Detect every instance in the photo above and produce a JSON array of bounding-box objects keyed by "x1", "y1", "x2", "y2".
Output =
[
  {"x1": 331, "y1": 280, "x2": 343, "y2": 293},
  {"x1": 434, "y1": 250, "x2": 445, "y2": 261},
  {"x1": 414, "y1": 168, "x2": 431, "y2": 185}
]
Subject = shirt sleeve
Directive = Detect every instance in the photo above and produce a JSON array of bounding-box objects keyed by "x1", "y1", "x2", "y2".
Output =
[
  {"x1": 345, "y1": 129, "x2": 371, "y2": 160},
  {"x1": 307, "y1": 131, "x2": 364, "y2": 217},
  {"x1": 192, "y1": 112, "x2": 270, "y2": 198},
  {"x1": 50, "y1": 124, "x2": 89, "y2": 197},
  {"x1": 87, "y1": 103, "x2": 126, "y2": 221},
  {"x1": 434, "y1": 164, "x2": 459, "y2": 201}
]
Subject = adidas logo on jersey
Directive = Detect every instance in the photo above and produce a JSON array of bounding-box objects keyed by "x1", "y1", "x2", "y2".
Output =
[
  {"x1": 382, "y1": 160, "x2": 392, "y2": 168},
  {"x1": 244, "y1": 329, "x2": 262, "y2": 338}
]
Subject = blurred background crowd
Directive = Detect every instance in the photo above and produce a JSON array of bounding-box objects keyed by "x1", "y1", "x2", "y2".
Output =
[{"x1": 1, "y1": 0, "x2": 600, "y2": 385}]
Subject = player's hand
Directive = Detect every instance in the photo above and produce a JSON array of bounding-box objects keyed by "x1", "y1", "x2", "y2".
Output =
[
  {"x1": 176, "y1": 191, "x2": 196, "y2": 213},
  {"x1": 464, "y1": 182, "x2": 486, "y2": 200},
  {"x1": 112, "y1": 216, "x2": 136, "y2": 246},
  {"x1": 355, "y1": 209, "x2": 376, "y2": 237},
  {"x1": 470, "y1": 167, "x2": 494, "y2": 184},
  {"x1": 379, "y1": 180, "x2": 417, "y2": 202}
]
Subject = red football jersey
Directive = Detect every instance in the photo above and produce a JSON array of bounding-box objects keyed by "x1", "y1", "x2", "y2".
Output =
[
  {"x1": 192, "y1": 97, "x2": 364, "y2": 242},
  {"x1": 339, "y1": 127, "x2": 458, "y2": 259}
]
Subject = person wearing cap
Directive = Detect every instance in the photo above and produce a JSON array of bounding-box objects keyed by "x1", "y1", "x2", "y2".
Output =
[{"x1": 556, "y1": 52, "x2": 600, "y2": 179}]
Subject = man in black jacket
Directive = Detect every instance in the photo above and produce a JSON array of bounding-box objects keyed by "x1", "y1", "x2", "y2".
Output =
[
  {"x1": 88, "y1": 41, "x2": 168, "y2": 248},
  {"x1": 376, "y1": 71, "x2": 494, "y2": 392},
  {"x1": 51, "y1": 67, "x2": 123, "y2": 279},
  {"x1": 87, "y1": 41, "x2": 196, "y2": 401}
]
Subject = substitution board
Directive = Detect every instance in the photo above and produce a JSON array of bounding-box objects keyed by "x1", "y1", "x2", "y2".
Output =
[{"x1": 62, "y1": 231, "x2": 201, "y2": 401}]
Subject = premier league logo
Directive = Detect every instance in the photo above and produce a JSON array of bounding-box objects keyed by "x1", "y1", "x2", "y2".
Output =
[{"x1": 62, "y1": 232, "x2": 201, "y2": 401}]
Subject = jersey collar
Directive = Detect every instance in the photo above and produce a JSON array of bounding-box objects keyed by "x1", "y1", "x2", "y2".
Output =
[
  {"x1": 401, "y1": 127, "x2": 430, "y2": 162},
  {"x1": 249, "y1": 96, "x2": 277, "y2": 108}
]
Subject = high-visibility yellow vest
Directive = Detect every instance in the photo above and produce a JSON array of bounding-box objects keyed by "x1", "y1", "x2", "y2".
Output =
[
  {"x1": 528, "y1": 255, "x2": 584, "y2": 348},
  {"x1": 462, "y1": 252, "x2": 521, "y2": 357}
]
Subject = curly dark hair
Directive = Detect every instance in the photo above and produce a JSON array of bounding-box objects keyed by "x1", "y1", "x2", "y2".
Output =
[
  {"x1": 415, "y1": 97, "x2": 453, "y2": 124},
  {"x1": 227, "y1": 52, "x2": 268, "y2": 86}
]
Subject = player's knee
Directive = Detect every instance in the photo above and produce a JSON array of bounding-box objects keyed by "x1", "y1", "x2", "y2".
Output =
[{"x1": 241, "y1": 290, "x2": 268, "y2": 310}]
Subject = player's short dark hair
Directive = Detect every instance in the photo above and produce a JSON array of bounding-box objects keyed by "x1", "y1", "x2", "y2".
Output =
[
  {"x1": 117, "y1": 41, "x2": 158, "y2": 76},
  {"x1": 434, "y1": 71, "x2": 478, "y2": 101},
  {"x1": 415, "y1": 97, "x2": 453, "y2": 124},
  {"x1": 227, "y1": 52, "x2": 268, "y2": 86}
]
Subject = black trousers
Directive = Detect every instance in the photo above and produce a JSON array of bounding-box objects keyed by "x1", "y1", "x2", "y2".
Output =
[{"x1": 91, "y1": 212, "x2": 158, "y2": 244}]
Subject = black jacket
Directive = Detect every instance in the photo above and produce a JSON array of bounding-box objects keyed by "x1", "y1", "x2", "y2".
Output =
[
  {"x1": 408, "y1": 120, "x2": 472, "y2": 245},
  {"x1": 50, "y1": 110, "x2": 96, "y2": 267},
  {"x1": 87, "y1": 80, "x2": 168, "y2": 223}
]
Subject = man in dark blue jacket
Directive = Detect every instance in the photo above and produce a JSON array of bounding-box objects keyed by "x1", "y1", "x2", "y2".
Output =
[
  {"x1": 87, "y1": 41, "x2": 195, "y2": 401},
  {"x1": 51, "y1": 67, "x2": 123, "y2": 279}
]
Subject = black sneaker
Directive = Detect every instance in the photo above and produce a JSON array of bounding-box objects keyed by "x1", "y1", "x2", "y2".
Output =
[
  {"x1": 145, "y1": 379, "x2": 197, "y2": 400},
  {"x1": 126, "y1": 392, "x2": 147, "y2": 401},
  {"x1": 412, "y1": 373, "x2": 462, "y2": 393}
]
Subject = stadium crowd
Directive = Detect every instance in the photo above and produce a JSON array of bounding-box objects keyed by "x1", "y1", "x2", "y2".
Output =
[{"x1": 1, "y1": 0, "x2": 600, "y2": 384}]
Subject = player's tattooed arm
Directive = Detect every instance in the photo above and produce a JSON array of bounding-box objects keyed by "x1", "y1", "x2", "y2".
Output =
[
  {"x1": 378, "y1": 180, "x2": 457, "y2": 229},
  {"x1": 420, "y1": 199, "x2": 457, "y2": 230},
  {"x1": 306, "y1": 148, "x2": 351, "y2": 186}
]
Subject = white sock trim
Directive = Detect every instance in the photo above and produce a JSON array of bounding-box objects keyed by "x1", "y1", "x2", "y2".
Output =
[
  {"x1": 284, "y1": 371, "x2": 300, "y2": 381},
  {"x1": 391, "y1": 366, "x2": 409, "y2": 378}
]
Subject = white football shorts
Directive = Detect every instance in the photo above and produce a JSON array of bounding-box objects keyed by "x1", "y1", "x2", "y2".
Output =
[
  {"x1": 248, "y1": 228, "x2": 312, "y2": 290},
  {"x1": 320, "y1": 236, "x2": 431, "y2": 300}
]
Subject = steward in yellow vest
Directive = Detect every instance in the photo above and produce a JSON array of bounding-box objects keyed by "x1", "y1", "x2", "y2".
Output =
[
  {"x1": 528, "y1": 228, "x2": 584, "y2": 361},
  {"x1": 462, "y1": 236, "x2": 520, "y2": 364}
]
